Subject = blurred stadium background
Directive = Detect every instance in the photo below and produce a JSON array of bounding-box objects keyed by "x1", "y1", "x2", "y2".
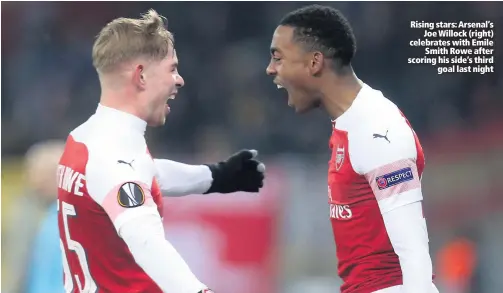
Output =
[{"x1": 2, "y1": 2, "x2": 502, "y2": 293}]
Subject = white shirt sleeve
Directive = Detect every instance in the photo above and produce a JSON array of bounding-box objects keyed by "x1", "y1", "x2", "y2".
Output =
[
  {"x1": 349, "y1": 116, "x2": 432, "y2": 292},
  {"x1": 153, "y1": 159, "x2": 213, "y2": 197},
  {"x1": 350, "y1": 116, "x2": 423, "y2": 213},
  {"x1": 86, "y1": 151, "x2": 207, "y2": 293},
  {"x1": 382, "y1": 201, "x2": 433, "y2": 293},
  {"x1": 119, "y1": 210, "x2": 208, "y2": 293}
]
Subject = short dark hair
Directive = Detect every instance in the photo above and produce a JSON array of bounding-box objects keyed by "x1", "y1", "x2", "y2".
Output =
[{"x1": 279, "y1": 4, "x2": 356, "y2": 68}]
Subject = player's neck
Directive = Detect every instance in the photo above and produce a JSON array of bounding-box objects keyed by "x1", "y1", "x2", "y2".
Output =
[
  {"x1": 99, "y1": 90, "x2": 146, "y2": 123},
  {"x1": 320, "y1": 70, "x2": 363, "y2": 120}
]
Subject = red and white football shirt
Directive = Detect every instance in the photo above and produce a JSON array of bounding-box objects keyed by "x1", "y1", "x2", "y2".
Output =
[
  {"x1": 58, "y1": 105, "x2": 208, "y2": 293},
  {"x1": 328, "y1": 83, "x2": 433, "y2": 293}
]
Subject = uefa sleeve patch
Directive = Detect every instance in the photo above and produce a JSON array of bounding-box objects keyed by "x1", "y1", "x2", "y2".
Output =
[
  {"x1": 117, "y1": 182, "x2": 145, "y2": 208},
  {"x1": 375, "y1": 167, "x2": 414, "y2": 190}
]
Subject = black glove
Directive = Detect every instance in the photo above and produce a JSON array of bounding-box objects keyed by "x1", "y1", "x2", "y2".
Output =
[{"x1": 204, "y1": 149, "x2": 265, "y2": 194}]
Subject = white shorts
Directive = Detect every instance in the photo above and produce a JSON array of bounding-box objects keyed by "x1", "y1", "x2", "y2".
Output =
[{"x1": 372, "y1": 283, "x2": 439, "y2": 293}]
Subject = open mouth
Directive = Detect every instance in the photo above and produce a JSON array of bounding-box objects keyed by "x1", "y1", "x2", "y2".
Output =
[
  {"x1": 275, "y1": 82, "x2": 288, "y2": 98},
  {"x1": 274, "y1": 82, "x2": 293, "y2": 107},
  {"x1": 165, "y1": 94, "x2": 176, "y2": 105},
  {"x1": 164, "y1": 94, "x2": 176, "y2": 114}
]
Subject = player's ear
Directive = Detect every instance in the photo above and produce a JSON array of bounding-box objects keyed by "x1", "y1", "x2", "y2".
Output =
[
  {"x1": 132, "y1": 64, "x2": 146, "y2": 90},
  {"x1": 309, "y1": 52, "x2": 324, "y2": 76}
]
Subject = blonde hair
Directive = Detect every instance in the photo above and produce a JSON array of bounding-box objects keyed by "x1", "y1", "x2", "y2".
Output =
[{"x1": 92, "y1": 9, "x2": 174, "y2": 73}]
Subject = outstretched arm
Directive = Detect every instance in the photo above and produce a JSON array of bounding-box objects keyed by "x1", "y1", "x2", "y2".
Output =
[
  {"x1": 153, "y1": 159, "x2": 213, "y2": 196},
  {"x1": 154, "y1": 149, "x2": 265, "y2": 197}
]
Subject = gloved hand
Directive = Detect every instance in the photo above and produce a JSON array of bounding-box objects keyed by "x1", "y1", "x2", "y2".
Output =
[
  {"x1": 198, "y1": 290, "x2": 215, "y2": 293},
  {"x1": 204, "y1": 149, "x2": 265, "y2": 194}
]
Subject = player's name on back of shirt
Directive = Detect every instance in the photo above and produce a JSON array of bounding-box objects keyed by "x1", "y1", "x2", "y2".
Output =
[{"x1": 57, "y1": 164, "x2": 85, "y2": 197}]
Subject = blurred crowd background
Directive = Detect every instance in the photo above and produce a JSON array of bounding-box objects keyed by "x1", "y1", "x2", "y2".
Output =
[{"x1": 2, "y1": 2, "x2": 502, "y2": 293}]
